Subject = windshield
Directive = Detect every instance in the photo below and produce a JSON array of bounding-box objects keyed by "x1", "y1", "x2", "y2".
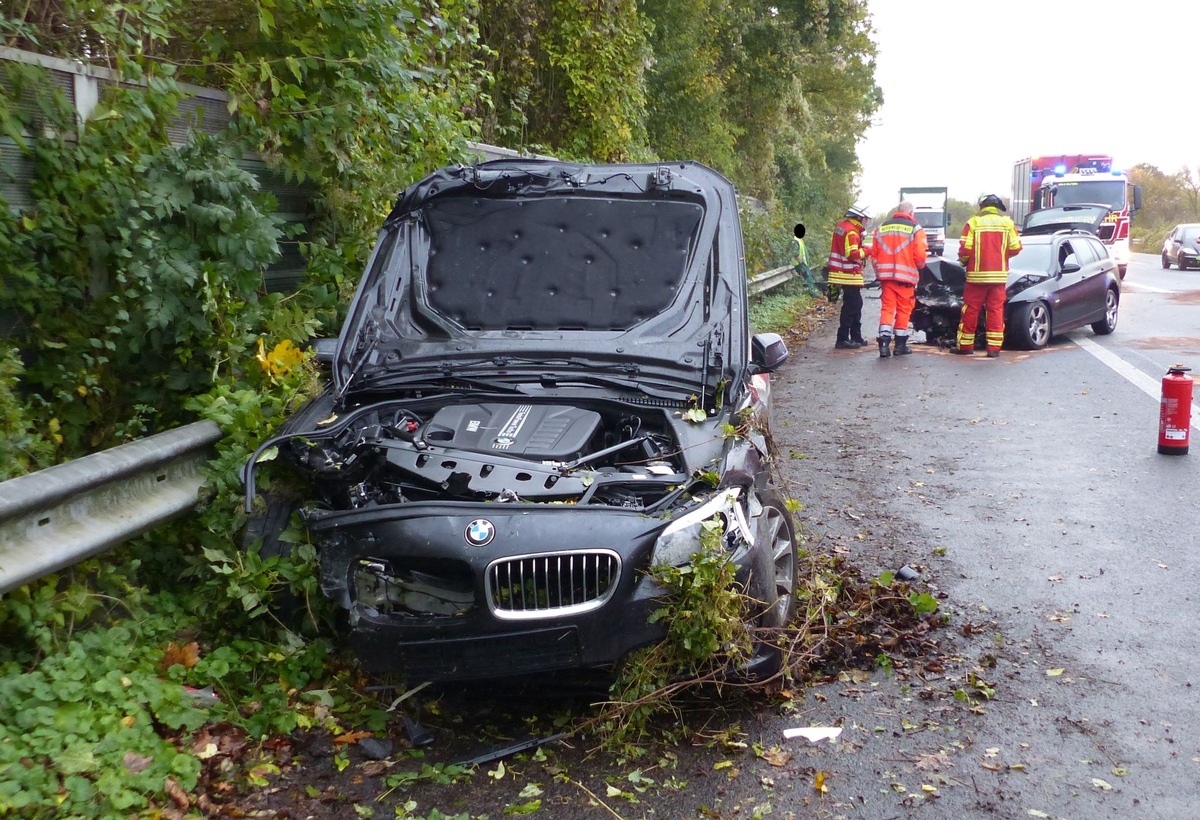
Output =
[
  {"x1": 914, "y1": 211, "x2": 944, "y2": 229},
  {"x1": 1046, "y1": 179, "x2": 1125, "y2": 209},
  {"x1": 1182, "y1": 227, "x2": 1200, "y2": 242},
  {"x1": 1008, "y1": 242, "x2": 1052, "y2": 275},
  {"x1": 1022, "y1": 204, "x2": 1108, "y2": 232}
]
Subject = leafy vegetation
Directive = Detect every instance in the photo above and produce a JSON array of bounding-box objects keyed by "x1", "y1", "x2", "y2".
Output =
[
  {"x1": 0, "y1": 1, "x2": 884, "y2": 814},
  {"x1": 1130, "y1": 163, "x2": 1200, "y2": 247}
]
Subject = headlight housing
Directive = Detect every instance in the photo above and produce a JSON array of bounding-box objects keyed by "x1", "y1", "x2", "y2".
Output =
[{"x1": 650, "y1": 487, "x2": 756, "y2": 568}]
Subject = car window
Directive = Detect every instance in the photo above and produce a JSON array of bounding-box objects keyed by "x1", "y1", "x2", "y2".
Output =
[
  {"x1": 1010, "y1": 242, "x2": 1052, "y2": 274},
  {"x1": 1057, "y1": 241, "x2": 1080, "y2": 269},
  {"x1": 1083, "y1": 237, "x2": 1109, "y2": 261},
  {"x1": 1072, "y1": 238, "x2": 1099, "y2": 264},
  {"x1": 1183, "y1": 227, "x2": 1200, "y2": 242}
]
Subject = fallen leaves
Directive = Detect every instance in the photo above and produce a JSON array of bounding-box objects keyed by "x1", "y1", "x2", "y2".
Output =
[
  {"x1": 814, "y1": 771, "x2": 829, "y2": 794},
  {"x1": 332, "y1": 730, "x2": 373, "y2": 745},
  {"x1": 160, "y1": 641, "x2": 200, "y2": 672}
]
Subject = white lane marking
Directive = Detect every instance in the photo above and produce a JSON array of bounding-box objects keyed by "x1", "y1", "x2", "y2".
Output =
[
  {"x1": 1122, "y1": 282, "x2": 1176, "y2": 294},
  {"x1": 1074, "y1": 336, "x2": 1200, "y2": 432}
]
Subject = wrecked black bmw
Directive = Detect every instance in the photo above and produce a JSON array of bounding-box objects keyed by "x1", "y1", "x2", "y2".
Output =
[{"x1": 242, "y1": 160, "x2": 797, "y2": 683}]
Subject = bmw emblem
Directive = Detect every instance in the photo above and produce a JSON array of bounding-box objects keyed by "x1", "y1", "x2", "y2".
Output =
[{"x1": 465, "y1": 519, "x2": 496, "y2": 547}]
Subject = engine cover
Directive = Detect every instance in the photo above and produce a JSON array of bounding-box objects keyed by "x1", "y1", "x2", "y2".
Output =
[{"x1": 420, "y1": 404, "x2": 602, "y2": 460}]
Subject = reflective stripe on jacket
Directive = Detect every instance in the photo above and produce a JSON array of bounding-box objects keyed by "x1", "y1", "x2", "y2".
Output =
[
  {"x1": 869, "y1": 211, "x2": 928, "y2": 286},
  {"x1": 958, "y1": 206, "x2": 1022, "y2": 284},
  {"x1": 827, "y1": 218, "x2": 865, "y2": 286}
]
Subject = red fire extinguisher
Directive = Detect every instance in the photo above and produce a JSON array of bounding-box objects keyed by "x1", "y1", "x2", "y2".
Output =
[{"x1": 1158, "y1": 364, "x2": 1193, "y2": 455}]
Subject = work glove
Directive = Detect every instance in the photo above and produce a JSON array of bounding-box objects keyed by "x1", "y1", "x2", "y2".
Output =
[{"x1": 826, "y1": 284, "x2": 840, "y2": 303}]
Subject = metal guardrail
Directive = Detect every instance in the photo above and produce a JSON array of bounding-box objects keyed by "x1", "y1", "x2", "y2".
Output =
[
  {"x1": 749, "y1": 265, "x2": 796, "y2": 295},
  {"x1": 0, "y1": 420, "x2": 222, "y2": 594}
]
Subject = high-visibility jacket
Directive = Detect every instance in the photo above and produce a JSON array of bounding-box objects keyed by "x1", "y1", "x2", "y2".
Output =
[
  {"x1": 958, "y1": 206, "x2": 1022, "y2": 284},
  {"x1": 827, "y1": 217, "x2": 865, "y2": 286},
  {"x1": 793, "y1": 236, "x2": 808, "y2": 266},
  {"x1": 869, "y1": 211, "x2": 928, "y2": 286}
]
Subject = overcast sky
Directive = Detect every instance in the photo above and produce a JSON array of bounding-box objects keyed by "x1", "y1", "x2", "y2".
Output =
[{"x1": 856, "y1": 0, "x2": 1199, "y2": 213}]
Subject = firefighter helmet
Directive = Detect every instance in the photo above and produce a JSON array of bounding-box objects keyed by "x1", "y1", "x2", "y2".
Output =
[
  {"x1": 844, "y1": 205, "x2": 870, "y2": 222},
  {"x1": 978, "y1": 194, "x2": 1006, "y2": 211}
]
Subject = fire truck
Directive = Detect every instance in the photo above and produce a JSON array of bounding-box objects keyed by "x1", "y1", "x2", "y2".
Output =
[{"x1": 1011, "y1": 154, "x2": 1143, "y2": 277}]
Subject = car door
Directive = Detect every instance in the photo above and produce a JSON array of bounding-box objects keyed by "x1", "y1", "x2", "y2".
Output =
[
  {"x1": 1048, "y1": 237, "x2": 1096, "y2": 329},
  {"x1": 1074, "y1": 237, "x2": 1113, "y2": 326},
  {"x1": 1169, "y1": 226, "x2": 1188, "y2": 265}
]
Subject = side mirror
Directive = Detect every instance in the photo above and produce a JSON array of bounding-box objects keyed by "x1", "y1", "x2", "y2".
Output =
[
  {"x1": 309, "y1": 338, "x2": 337, "y2": 365},
  {"x1": 1133, "y1": 185, "x2": 1144, "y2": 211},
  {"x1": 1060, "y1": 262, "x2": 1081, "y2": 275},
  {"x1": 750, "y1": 332, "x2": 789, "y2": 373}
]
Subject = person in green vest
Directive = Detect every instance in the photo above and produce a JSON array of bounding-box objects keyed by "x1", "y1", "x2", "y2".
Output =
[{"x1": 793, "y1": 223, "x2": 821, "y2": 297}]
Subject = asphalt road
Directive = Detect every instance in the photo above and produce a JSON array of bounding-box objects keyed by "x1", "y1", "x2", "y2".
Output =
[{"x1": 749, "y1": 248, "x2": 1200, "y2": 818}]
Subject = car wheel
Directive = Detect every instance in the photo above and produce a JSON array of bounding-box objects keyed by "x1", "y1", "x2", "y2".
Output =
[
  {"x1": 240, "y1": 493, "x2": 299, "y2": 559},
  {"x1": 240, "y1": 493, "x2": 310, "y2": 625},
  {"x1": 757, "y1": 490, "x2": 798, "y2": 630},
  {"x1": 1090, "y1": 287, "x2": 1119, "y2": 335},
  {"x1": 729, "y1": 489, "x2": 797, "y2": 682},
  {"x1": 1162, "y1": 253, "x2": 1171, "y2": 269},
  {"x1": 1009, "y1": 301, "x2": 1051, "y2": 349}
]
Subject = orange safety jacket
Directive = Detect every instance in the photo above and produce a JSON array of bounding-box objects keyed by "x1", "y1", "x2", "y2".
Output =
[
  {"x1": 827, "y1": 218, "x2": 866, "y2": 286},
  {"x1": 958, "y1": 206, "x2": 1022, "y2": 284},
  {"x1": 869, "y1": 211, "x2": 928, "y2": 286}
]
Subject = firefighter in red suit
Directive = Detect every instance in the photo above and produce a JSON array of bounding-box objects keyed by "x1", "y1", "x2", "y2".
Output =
[
  {"x1": 868, "y1": 201, "x2": 928, "y2": 358},
  {"x1": 828, "y1": 206, "x2": 870, "y2": 349},
  {"x1": 955, "y1": 194, "x2": 1022, "y2": 358}
]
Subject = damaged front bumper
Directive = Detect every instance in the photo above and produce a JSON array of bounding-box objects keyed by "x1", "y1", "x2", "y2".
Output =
[{"x1": 306, "y1": 488, "x2": 775, "y2": 682}]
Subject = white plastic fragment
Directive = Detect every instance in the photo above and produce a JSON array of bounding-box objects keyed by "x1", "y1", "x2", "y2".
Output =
[{"x1": 783, "y1": 727, "x2": 843, "y2": 743}]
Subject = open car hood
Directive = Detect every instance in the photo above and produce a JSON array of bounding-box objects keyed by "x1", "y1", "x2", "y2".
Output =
[
  {"x1": 916, "y1": 257, "x2": 1039, "y2": 302},
  {"x1": 1021, "y1": 204, "x2": 1109, "y2": 236},
  {"x1": 332, "y1": 160, "x2": 747, "y2": 403}
]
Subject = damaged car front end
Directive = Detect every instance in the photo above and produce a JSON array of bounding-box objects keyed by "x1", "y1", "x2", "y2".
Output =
[
  {"x1": 913, "y1": 205, "x2": 1120, "y2": 350},
  {"x1": 242, "y1": 160, "x2": 796, "y2": 683}
]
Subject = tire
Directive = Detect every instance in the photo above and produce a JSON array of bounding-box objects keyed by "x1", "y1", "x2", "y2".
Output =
[
  {"x1": 240, "y1": 494, "x2": 299, "y2": 559},
  {"x1": 1008, "y1": 301, "x2": 1051, "y2": 350},
  {"x1": 730, "y1": 490, "x2": 798, "y2": 682},
  {"x1": 240, "y1": 494, "x2": 310, "y2": 627},
  {"x1": 756, "y1": 491, "x2": 798, "y2": 630},
  {"x1": 1091, "y1": 287, "x2": 1119, "y2": 335},
  {"x1": 1162, "y1": 253, "x2": 1170, "y2": 269}
]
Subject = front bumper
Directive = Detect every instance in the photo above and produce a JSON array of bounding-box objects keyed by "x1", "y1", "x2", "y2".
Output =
[{"x1": 305, "y1": 500, "x2": 769, "y2": 681}]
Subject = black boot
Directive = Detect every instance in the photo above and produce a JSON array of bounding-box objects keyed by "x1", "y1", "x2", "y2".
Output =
[
  {"x1": 893, "y1": 335, "x2": 912, "y2": 356},
  {"x1": 835, "y1": 327, "x2": 857, "y2": 350},
  {"x1": 878, "y1": 333, "x2": 892, "y2": 358},
  {"x1": 849, "y1": 324, "x2": 867, "y2": 348}
]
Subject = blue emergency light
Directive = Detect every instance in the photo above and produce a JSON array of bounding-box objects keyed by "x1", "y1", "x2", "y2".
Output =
[{"x1": 1054, "y1": 164, "x2": 1067, "y2": 175}]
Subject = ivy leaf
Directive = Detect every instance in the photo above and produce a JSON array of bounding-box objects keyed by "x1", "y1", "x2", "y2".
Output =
[
  {"x1": 504, "y1": 800, "x2": 542, "y2": 815},
  {"x1": 59, "y1": 747, "x2": 99, "y2": 775}
]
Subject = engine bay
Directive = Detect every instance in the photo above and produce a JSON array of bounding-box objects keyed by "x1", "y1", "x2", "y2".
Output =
[{"x1": 270, "y1": 399, "x2": 693, "y2": 512}]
